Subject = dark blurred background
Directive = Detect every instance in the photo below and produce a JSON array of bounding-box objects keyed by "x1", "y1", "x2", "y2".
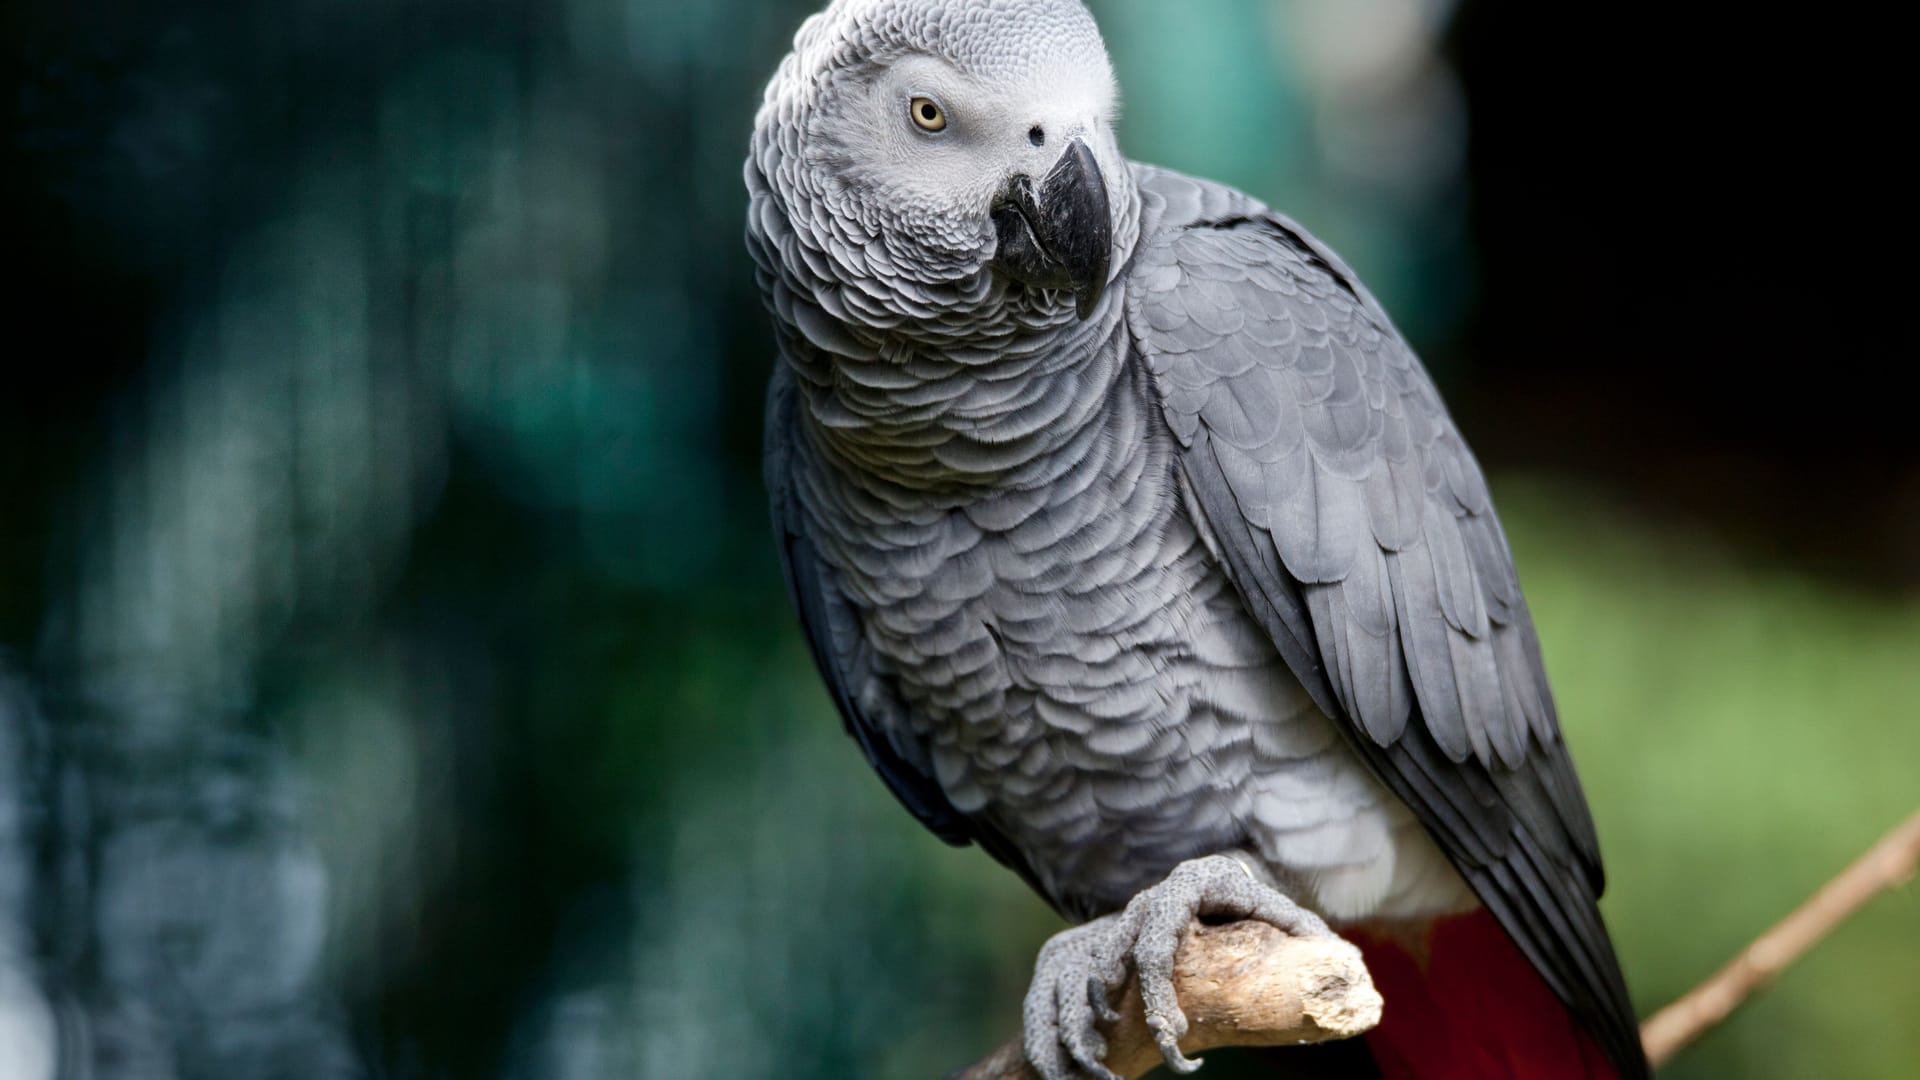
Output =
[{"x1": 1, "y1": 1, "x2": 1913, "y2": 1077}]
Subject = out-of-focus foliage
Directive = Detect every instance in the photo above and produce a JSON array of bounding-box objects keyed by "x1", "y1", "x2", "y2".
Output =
[{"x1": 0, "y1": 0, "x2": 1912, "y2": 1078}]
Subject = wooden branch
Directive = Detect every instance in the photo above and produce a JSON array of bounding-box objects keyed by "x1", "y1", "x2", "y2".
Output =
[
  {"x1": 958, "y1": 808, "x2": 1920, "y2": 1077},
  {"x1": 1640, "y1": 807, "x2": 1920, "y2": 1067},
  {"x1": 950, "y1": 920, "x2": 1382, "y2": 1080}
]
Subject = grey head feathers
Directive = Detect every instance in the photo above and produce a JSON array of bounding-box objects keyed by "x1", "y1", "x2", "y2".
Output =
[{"x1": 748, "y1": 0, "x2": 1138, "y2": 346}]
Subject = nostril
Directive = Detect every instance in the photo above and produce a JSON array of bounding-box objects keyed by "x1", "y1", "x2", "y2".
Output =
[{"x1": 1028, "y1": 125, "x2": 1045, "y2": 147}]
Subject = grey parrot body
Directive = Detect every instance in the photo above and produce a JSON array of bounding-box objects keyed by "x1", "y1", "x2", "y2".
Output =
[
  {"x1": 751, "y1": 3, "x2": 1645, "y2": 1076},
  {"x1": 764, "y1": 165, "x2": 1467, "y2": 927}
]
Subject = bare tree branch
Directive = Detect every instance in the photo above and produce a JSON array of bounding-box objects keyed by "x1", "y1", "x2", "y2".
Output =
[
  {"x1": 957, "y1": 808, "x2": 1920, "y2": 1078},
  {"x1": 949, "y1": 920, "x2": 1382, "y2": 1080},
  {"x1": 1640, "y1": 807, "x2": 1920, "y2": 1067}
]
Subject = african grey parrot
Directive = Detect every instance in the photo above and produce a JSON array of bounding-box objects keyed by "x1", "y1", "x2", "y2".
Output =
[{"x1": 747, "y1": 2, "x2": 1647, "y2": 1077}]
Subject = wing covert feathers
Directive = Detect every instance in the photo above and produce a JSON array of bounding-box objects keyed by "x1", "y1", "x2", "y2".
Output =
[{"x1": 1127, "y1": 165, "x2": 1646, "y2": 1079}]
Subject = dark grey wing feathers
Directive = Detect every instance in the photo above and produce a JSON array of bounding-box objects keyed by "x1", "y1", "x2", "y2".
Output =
[
  {"x1": 1129, "y1": 166, "x2": 1645, "y2": 1079},
  {"x1": 1182, "y1": 438, "x2": 1337, "y2": 716}
]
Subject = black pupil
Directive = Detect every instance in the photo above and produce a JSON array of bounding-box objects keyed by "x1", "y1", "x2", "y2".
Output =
[
  {"x1": 1029, "y1": 126, "x2": 1045, "y2": 147},
  {"x1": 920, "y1": 103, "x2": 937, "y2": 122}
]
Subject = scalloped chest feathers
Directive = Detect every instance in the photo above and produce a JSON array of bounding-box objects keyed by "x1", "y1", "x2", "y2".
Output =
[{"x1": 795, "y1": 317, "x2": 1469, "y2": 921}]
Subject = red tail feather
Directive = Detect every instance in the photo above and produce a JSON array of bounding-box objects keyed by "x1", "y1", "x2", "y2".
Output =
[{"x1": 1345, "y1": 910, "x2": 1619, "y2": 1080}]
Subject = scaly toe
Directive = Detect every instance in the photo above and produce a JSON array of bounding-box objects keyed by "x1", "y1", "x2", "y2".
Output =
[
  {"x1": 1145, "y1": 1014, "x2": 1203, "y2": 1074},
  {"x1": 1088, "y1": 976, "x2": 1122, "y2": 1026},
  {"x1": 1058, "y1": 971, "x2": 1115, "y2": 1078}
]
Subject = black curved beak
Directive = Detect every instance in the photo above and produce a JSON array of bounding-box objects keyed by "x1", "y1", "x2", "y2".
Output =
[{"x1": 990, "y1": 138, "x2": 1112, "y2": 320}]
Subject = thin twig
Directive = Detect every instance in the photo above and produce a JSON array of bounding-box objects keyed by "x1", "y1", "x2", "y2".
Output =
[{"x1": 1640, "y1": 807, "x2": 1920, "y2": 1067}]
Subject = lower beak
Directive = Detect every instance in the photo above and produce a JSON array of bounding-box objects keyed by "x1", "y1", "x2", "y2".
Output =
[{"x1": 990, "y1": 138, "x2": 1112, "y2": 320}]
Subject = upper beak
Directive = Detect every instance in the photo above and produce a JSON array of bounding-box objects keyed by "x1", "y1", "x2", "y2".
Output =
[{"x1": 990, "y1": 138, "x2": 1112, "y2": 320}]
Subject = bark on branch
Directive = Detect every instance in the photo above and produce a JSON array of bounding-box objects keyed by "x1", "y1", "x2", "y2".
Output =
[
  {"x1": 949, "y1": 920, "x2": 1383, "y2": 1080},
  {"x1": 955, "y1": 808, "x2": 1920, "y2": 1078}
]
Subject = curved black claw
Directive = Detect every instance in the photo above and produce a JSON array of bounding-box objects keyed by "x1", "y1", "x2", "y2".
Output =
[{"x1": 1020, "y1": 854, "x2": 1332, "y2": 1080}]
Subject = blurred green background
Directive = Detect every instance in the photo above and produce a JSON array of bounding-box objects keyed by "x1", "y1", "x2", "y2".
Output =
[{"x1": 1, "y1": 1, "x2": 1913, "y2": 1078}]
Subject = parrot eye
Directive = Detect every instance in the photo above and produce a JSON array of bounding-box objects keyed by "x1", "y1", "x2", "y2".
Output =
[{"x1": 909, "y1": 96, "x2": 948, "y2": 133}]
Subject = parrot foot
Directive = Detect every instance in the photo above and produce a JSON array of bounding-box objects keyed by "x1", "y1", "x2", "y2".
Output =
[{"x1": 1021, "y1": 853, "x2": 1331, "y2": 1080}]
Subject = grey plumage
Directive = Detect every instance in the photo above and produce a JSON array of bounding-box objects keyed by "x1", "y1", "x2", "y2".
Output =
[
  {"x1": 750, "y1": 2, "x2": 1645, "y2": 1077},
  {"x1": 1124, "y1": 171, "x2": 1635, "y2": 1069}
]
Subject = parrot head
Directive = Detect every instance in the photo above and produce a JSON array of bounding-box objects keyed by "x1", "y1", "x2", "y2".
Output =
[{"x1": 749, "y1": 0, "x2": 1131, "y2": 336}]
